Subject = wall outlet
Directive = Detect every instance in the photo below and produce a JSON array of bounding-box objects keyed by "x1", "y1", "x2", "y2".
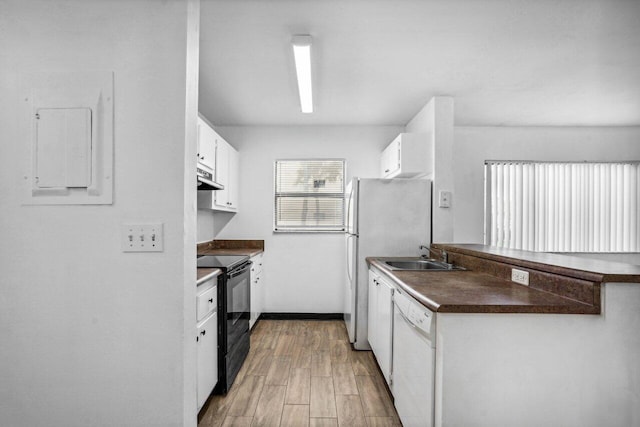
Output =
[
  {"x1": 122, "y1": 223, "x2": 164, "y2": 252},
  {"x1": 511, "y1": 268, "x2": 529, "y2": 286},
  {"x1": 438, "y1": 190, "x2": 452, "y2": 208}
]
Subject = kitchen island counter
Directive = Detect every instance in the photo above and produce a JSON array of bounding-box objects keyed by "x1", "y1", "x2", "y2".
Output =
[
  {"x1": 366, "y1": 245, "x2": 640, "y2": 427},
  {"x1": 432, "y1": 243, "x2": 640, "y2": 282},
  {"x1": 367, "y1": 257, "x2": 598, "y2": 314},
  {"x1": 367, "y1": 244, "x2": 640, "y2": 315}
]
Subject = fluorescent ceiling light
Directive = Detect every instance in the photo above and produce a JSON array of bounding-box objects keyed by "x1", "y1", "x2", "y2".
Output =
[{"x1": 292, "y1": 35, "x2": 313, "y2": 113}]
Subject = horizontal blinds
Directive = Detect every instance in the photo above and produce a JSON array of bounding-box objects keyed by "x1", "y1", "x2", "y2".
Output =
[
  {"x1": 275, "y1": 160, "x2": 345, "y2": 231},
  {"x1": 486, "y1": 161, "x2": 640, "y2": 252}
]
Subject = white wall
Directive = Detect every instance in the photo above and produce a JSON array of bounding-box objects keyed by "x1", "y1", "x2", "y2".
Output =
[
  {"x1": 453, "y1": 126, "x2": 640, "y2": 243},
  {"x1": 406, "y1": 97, "x2": 455, "y2": 243},
  {"x1": 0, "y1": 1, "x2": 198, "y2": 426},
  {"x1": 197, "y1": 210, "x2": 215, "y2": 243},
  {"x1": 182, "y1": 1, "x2": 200, "y2": 423},
  {"x1": 211, "y1": 125, "x2": 403, "y2": 313}
]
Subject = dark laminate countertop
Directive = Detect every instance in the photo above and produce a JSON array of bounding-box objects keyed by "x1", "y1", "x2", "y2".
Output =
[
  {"x1": 433, "y1": 244, "x2": 640, "y2": 283},
  {"x1": 197, "y1": 268, "x2": 221, "y2": 283},
  {"x1": 198, "y1": 247, "x2": 263, "y2": 257},
  {"x1": 197, "y1": 239, "x2": 264, "y2": 258},
  {"x1": 367, "y1": 257, "x2": 599, "y2": 314}
]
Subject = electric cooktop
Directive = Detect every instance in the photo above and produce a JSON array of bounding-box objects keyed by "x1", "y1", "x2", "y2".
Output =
[{"x1": 197, "y1": 254, "x2": 249, "y2": 270}]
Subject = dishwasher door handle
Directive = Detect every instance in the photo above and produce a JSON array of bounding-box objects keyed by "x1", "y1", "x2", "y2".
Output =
[
  {"x1": 394, "y1": 297, "x2": 433, "y2": 341},
  {"x1": 394, "y1": 302, "x2": 419, "y2": 331}
]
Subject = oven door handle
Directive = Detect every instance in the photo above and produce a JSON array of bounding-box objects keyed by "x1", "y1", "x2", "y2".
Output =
[{"x1": 229, "y1": 262, "x2": 252, "y2": 278}]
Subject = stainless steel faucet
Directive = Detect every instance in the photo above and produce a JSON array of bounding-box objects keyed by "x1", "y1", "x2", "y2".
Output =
[
  {"x1": 420, "y1": 244, "x2": 449, "y2": 263},
  {"x1": 419, "y1": 245, "x2": 430, "y2": 259}
]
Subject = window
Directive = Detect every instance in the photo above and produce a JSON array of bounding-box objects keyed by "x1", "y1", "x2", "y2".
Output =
[
  {"x1": 485, "y1": 161, "x2": 640, "y2": 252},
  {"x1": 274, "y1": 159, "x2": 346, "y2": 232}
]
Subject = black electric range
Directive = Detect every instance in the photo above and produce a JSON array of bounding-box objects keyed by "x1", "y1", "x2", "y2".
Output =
[{"x1": 197, "y1": 254, "x2": 252, "y2": 394}]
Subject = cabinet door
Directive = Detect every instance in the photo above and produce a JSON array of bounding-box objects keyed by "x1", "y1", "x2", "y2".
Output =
[
  {"x1": 367, "y1": 270, "x2": 379, "y2": 353},
  {"x1": 367, "y1": 269, "x2": 394, "y2": 387},
  {"x1": 380, "y1": 146, "x2": 389, "y2": 178},
  {"x1": 197, "y1": 118, "x2": 217, "y2": 174},
  {"x1": 254, "y1": 272, "x2": 262, "y2": 320},
  {"x1": 381, "y1": 138, "x2": 401, "y2": 178},
  {"x1": 227, "y1": 146, "x2": 239, "y2": 210},
  {"x1": 249, "y1": 254, "x2": 263, "y2": 329},
  {"x1": 197, "y1": 120, "x2": 204, "y2": 165},
  {"x1": 213, "y1": 139, "x2": 230, "y2": 209},
  {"x1": 377, "y1": 277, "x2": 394, "y2": 386},
  {"x1": 249, "y1": 276, "x2": 257, "y2": 329},
  {"x1": 249, "y1": 258, "x2": 257, "y2": 329},
  {"x1": 389, "y1": 139, "x2": 401, "y2": 177},
  {"x1": 197, "y1": 312, "x2": 218, "y2": 410}
]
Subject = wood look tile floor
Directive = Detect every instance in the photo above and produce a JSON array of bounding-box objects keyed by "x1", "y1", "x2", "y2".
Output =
[{"x1": 198, "y1": 320, "x2": 401, "y2": 427}]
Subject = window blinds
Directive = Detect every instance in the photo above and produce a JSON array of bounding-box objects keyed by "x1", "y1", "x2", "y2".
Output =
[
  {"x1": 485, "y1": 161, "x2": 640, "y2": 252},
  {"x1": 274, "y1": 159, "x2": 345, "y2": 232}
]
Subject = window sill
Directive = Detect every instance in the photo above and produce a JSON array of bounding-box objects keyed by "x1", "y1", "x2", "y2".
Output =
[{"x1": 273, "y1": 229, "x2": 345, "y2": 234}]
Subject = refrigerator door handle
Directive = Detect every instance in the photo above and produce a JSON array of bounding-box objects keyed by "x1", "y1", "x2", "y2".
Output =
[
  {"x1": 346, "y1": 234, "x2": 354, "y2": 283},
  {"x1": 346, "y1": 178, "x2": 357, "y2": 235},
  {"x1": 346, "y1": 186, "x2": 353, "y2": 234}
]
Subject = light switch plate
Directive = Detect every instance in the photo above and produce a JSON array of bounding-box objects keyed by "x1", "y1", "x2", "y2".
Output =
[
  {"x1": 511, "y1": 268, "x2": 529, "y2": 286},
  {"x1": 122, "y1": 223, "x2": 164, "y2": 252},
  {"x1": 438, "y1": 190, "x2": 452, "y2": 208}
]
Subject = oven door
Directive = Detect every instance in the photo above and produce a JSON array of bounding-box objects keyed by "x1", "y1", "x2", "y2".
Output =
[{"x1": 226, "y1": 261, "x2": 251, "y2": 350}]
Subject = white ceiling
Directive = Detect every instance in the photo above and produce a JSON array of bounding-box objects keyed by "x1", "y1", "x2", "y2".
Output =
[{"x1": 198, "y1": 0, "x2": 640, "y2": 127}]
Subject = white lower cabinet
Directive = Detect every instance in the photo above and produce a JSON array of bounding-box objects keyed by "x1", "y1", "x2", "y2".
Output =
[
  {"x1": 367, "y1": 268, "x2": 394, "y2": 386},
  {"x1": 197, "y1": 312, "x2": 217, "y2": 411},
  {"x1": 249, "y1": 252, "x2": 264, "y2": 330},
  {"x1": 196, "y1": 278, "x2": 218, "y2": 411}
]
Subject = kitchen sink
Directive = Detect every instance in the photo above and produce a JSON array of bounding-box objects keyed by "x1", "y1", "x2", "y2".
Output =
[{"x1": 383, "y1": 259, "x2": 465, "y2": 271}]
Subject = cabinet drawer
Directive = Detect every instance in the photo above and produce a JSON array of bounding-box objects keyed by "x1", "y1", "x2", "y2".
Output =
[{"x1": 197, "y1": 285, "x2": 217, "y2": 322}]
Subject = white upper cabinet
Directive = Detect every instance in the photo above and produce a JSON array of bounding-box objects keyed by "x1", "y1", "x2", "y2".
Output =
[
  {"x1": 381, "y1": 137, "x2": 401, "y2": 178},
  {"x1": 196, "y1": 116, "x2": 240, "y2": 212},
  {"x1": 380, "y1": 133, "x2": 431, "y2": 179},
  {"x1": 197, "y1": 116, "x2": 216, "y2": 175},
  {"x1": 213, "y1": 138, "x2": 239, "y2": 211}
]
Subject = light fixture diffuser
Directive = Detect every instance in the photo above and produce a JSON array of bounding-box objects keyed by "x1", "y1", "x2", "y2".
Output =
[{"x1": 292, "y1": 35, "x2": 313, "y2": 113}]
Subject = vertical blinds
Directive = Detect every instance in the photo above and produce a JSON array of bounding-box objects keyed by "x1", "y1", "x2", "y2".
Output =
[
  {"x1": 274, "y1": 159, "x2": 345, "y2": 231},
  {"x1": 485, "y1": 161, "x2": 640, "y2": 252}
]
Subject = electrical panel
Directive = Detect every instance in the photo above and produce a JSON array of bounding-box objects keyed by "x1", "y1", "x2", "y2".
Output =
[{"x1": 22, "y1": 71, "x2": 113, "y2": 205}]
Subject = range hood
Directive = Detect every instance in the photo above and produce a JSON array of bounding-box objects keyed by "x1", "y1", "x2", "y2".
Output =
[{"x1": 197, "y1": 167, "x2": 224, "y2": 191}]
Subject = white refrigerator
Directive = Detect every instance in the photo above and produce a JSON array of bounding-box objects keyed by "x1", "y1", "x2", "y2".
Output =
[{"x1": 344, "y1": 178, "x2": 431, "y2": 350}]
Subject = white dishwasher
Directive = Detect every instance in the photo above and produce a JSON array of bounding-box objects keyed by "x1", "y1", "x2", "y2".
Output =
[{"x1": 392, "y1": 287, "x2": 436, "y2": 427}]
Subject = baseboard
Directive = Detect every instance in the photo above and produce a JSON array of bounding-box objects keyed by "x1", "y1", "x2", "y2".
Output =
[{"x1": 259, "y1": 312, "x2": 344, "y2": 320}]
